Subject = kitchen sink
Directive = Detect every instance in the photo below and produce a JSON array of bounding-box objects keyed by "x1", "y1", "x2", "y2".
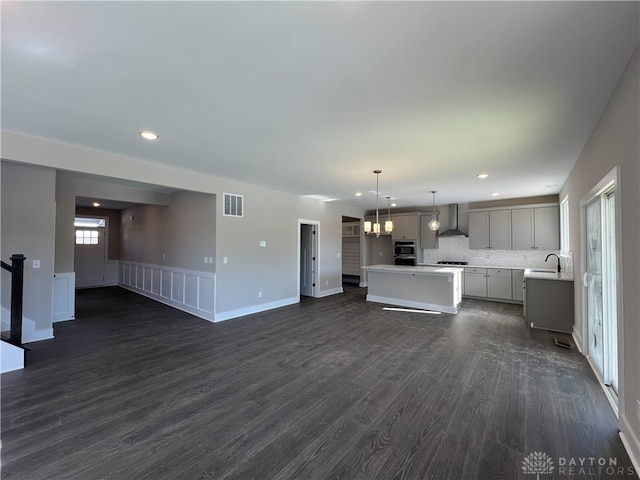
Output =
[{"x1": 529, "y1": 268, "x2": 555, "y2": 273}]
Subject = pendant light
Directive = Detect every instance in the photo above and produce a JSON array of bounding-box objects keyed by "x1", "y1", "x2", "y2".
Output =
[
  {"x1": 384, "y1": 196, "x2": 394, "y2": 233},
  {"x1": 364, "y1": 170, "x2": 386, "y2": 237},
  {"x1": 428, "y1": 190, "x2": 440, "y2": 231}
]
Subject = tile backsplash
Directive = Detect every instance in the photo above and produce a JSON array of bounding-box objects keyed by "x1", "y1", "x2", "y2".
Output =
[{"x1": 423, "y1": 237, "x2": 572, "y2": 273}]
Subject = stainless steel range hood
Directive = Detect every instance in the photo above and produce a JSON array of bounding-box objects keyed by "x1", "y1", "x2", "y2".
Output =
[{"x1": 438, "y1": 204, "x2": 467, "y2": 237}]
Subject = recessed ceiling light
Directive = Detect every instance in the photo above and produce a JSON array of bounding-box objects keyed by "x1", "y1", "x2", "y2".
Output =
[
  {"x1": 354, "y1": 192, "x2": 362, "y2": 197},
  {"x1": 546, "y1": 184, "x2": 559, "y2": 188},
  {"x1": 491, "y1": 192, "x2": 500, "y2": 196},
  {"x1": 92, "y1": 202, "x2": 101, "y2": 207},
  {"x1": 477, "y1": 173, "x2": 489, "y2": 179},
  {"x1": 140, "y1": 130, "x2": 158, "y2": 140}
]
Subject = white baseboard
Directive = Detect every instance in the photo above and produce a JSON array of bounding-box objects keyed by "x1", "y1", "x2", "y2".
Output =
[
  {"x1": 214, "y1": 296, "x2": 299, "y2": 323},
  {"x1": 359, "y1": 281, "x2": 368, "y2": 288},
  {"x1": 619, "y1": 415, "x2": 640, "y2": 478},
  {"x1": 317, "y1": 287, "x2": 343, "y2": 298}
]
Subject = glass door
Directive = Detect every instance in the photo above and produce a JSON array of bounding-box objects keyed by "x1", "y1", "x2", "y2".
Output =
[
  {"x1": 584, "y1": 189, "x2": 617, "y2": 390},
  {"x1": 585, "y1": 199, "x2": 604, "y2": 375}
]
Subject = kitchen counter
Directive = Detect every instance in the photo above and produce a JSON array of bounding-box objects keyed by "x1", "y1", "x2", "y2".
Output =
[
  {"x1": 524, "y1": 269, "x2": 574, "y2": 282},
  {"x1": 362, "y1": 265, "x2": 461, "y2": 314}
]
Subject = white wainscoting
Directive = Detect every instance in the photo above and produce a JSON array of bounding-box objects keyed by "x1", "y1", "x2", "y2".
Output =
[
  {"x1": 53, "y1": 272, "x2": 75, "y2": 322},
  {"x1": 1, "y1": 306, "x2": 54, "y2": 343},
  {"x1": 117, "y1": 261, "x2": 214, "y2": 322}
]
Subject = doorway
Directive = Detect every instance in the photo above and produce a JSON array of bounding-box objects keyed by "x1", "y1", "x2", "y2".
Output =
[
  {"x1": 582, "y1": 173, "x2": 619, "y2": 403},
  {"x1": 299, "y1": 221, "x2": 319, "y2": 298},
  {"x1": 74, "y1": 216, "x2": 108, "y2": 288}
]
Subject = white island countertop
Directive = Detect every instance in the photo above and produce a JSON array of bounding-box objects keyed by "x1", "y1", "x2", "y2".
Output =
[{"x1": 363, "y1": 265, "x2": 462, "y2": 276}]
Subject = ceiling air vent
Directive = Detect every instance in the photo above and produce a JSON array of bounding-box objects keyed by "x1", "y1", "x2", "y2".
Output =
[{"x1": 223, "y1": 193, "x2": 243, "y2": 217}]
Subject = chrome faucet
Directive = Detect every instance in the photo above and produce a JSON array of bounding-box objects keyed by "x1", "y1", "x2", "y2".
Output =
[{"x1": 545, "y1": 253, "x2": 561, "y2": 273}]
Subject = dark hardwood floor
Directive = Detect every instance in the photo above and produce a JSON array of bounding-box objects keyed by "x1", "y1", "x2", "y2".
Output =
[{"x1": 1, "y1": 286, "x2": 634, "y2": 479}]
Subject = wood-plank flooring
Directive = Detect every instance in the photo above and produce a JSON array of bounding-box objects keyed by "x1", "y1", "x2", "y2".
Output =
[{"x1": 1, "y1": 286, "x2": 634, "y2": 479}]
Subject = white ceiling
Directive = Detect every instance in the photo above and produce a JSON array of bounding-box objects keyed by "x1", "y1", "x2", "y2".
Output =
[{"x1": 2, "y1": 2, "x2": 638, "y2": 210}]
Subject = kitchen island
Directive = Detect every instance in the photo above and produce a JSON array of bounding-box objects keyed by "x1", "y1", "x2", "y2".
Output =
[{"x1": 362, "y1": 265, "x2": 462, "y2": 314}]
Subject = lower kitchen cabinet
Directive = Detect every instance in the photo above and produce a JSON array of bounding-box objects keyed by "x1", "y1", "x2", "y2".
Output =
[
  {"x1": 463, "y1": 267, "x2": 521, "y2": 303},
  {"x1": 486, "y1": 268, "x2": 512, "y2": 300},
  {"x1": 464, "y1": 268, "x2": 487, "y2": 297},
  {"x1": 525, "y1": 278, "x2": 574, "y2": 332},
  {"x1": 512, "y1": 269, "x2": 525, "y2": 301}
]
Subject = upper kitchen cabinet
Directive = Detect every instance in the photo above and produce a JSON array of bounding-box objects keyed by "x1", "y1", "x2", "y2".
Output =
[
  {"x1": 511, "y1": 207, "x2": 559, "y2": 250},
  {"x1": 419, "y1": 215, "x2": 438, "y2": 249},
  {"x1": 468, "y1": 210, "x2": 511, "y2": 250},
  {"x1": 391, "y1": 214, "x2": 419, "y2": 241}
]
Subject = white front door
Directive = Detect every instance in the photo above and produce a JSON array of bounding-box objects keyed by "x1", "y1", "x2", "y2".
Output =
[{"x1": 75, "y1": 227, "x2": 106, "y2": 288}]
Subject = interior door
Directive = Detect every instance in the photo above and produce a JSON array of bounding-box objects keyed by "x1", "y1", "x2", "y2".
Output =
[
  {"x1": 300, "y1": 224, "x2": 316, "y2": 297},
  {"x1": 75, "y1": 227, "x2": 106, "y2": 288}
]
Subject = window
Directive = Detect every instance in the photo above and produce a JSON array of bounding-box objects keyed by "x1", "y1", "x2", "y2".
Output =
[
  {"x1": 560, "y1": 195, "x2": 570, "y2": 253},
  {"x1": 75, "y1": 229, "x2": 100, "y2": 245},
  {"x1": 74, "y1": 217, "x2": 106, "y2": 228}
]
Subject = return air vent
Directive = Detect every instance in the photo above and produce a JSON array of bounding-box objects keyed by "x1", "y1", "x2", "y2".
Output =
[{"x1": 223, "y1": 193, "x2": 243, "y2": 217}]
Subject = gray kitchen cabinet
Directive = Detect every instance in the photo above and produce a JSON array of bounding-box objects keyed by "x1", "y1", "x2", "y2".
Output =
[
  {"x1": 511, "y1": 207, "x2": 559, "y2": 250},
  {"x1": 419, "y1": 215, "x2": 438, "y2": 249},
  {"x1": 342, "y1": 222, "x2": 360, "y2": 237},
  {"x1": 487, "y1": 268, "x2": 512, "y2": 300},
  {"x1": 392, "y1": 214, "x2": 418, "y2": 240},
  {"x1": 512, "y1": 269, "x2": 525, "y2": 302},
  {"x1": 525, "y1": 277, "x2": 574, "y2": 332},
  {"x1": 468, "y1": 210, "x2": 511, "y2": 250},
  {"x1": 464, "y1": 267, "x2": 487, "y2": 297}
]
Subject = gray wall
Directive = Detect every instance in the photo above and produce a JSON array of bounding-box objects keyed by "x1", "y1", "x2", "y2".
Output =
[
  {"x1": 55, "y1": 172, "x2": 171, "y2": 273},
  {"x1": 560, "y1": 47, "x2": 639, "y2": 457},
  {"x1": 1, "y1": 162, "x2": 56, "y2": 334},
  {"x1": 120, "y1": 190, "x2": 216, "y2": 273},
  {"x1": 76, "y1": 206, "x2": 121, "y2": 260}
]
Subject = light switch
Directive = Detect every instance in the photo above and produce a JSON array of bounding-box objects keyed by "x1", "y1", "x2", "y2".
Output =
[
  {"x1": 204, "y1": 256, "x2": 208, "y2": 264},
  {"x1": 33, "y1": 259, "x2": 40, "y2": 269},
  {"x1": 208, "y1": 257, "x2": 213, "y2": 264},
  {"x1": 223, "y1": 257, "x2": 228, "y2": 264},
  {"x1": 259, "y1": 241, "x2": 267, "y2": 247}
]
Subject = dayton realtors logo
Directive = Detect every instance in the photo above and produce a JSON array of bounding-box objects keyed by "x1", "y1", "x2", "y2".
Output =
[
  {"x1": 522, "y1": 451, "x2": 554, "y2": 479},
  {"x1": 522, "y1": 451, "x2": 636, "y2": 478}
]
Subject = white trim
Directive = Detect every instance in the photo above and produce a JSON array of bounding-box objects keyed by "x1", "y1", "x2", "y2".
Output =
[
  {"x1": 359, "y1": 281, "x2": 368, "y2": 288},
  {"x1": 572, "y1": 325, "x2": 584, "y2": 353},
  {"x1": 317, "y1": 287, "x2": 343, "y2": 298},
  {"x1": 619, "y1": 415, "x2": 640, "y2": 479},
  {"x1": 117, "y1": 260, "x2": 214, "y2": 322},
  {"x1": 1, "y1": 306, "x2": 55, "y2": 343},
  {"x1": 214, "y1": 296, "x2": 299, "y2": 323},
  {"x1": 365, "y1": 294, "x2": 459, "y2": 314}
]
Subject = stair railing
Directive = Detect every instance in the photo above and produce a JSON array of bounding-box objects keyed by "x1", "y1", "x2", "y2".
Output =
[{"x1": 1, "y1": 254, "x2": 26, "y2": 346}]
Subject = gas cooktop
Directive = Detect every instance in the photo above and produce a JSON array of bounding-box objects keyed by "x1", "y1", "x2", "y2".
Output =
[{"x1": 436, "y1": 261, "x2": 468, "y2": 265}]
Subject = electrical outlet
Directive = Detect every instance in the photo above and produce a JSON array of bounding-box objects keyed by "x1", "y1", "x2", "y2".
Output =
[
  {"x1": 259, "y1": 241, "x2": 267, "y2": 247},
  {"x1": 325, "y1": 280, "x2": 329, "y2": 285},
  {"x1": 258, "y1": 291, "x2": 263, "y2": 298},
  {"x1": 337, "y1": 253, "x2": 340, "y2": 258},
  {"x1": 223, "y1": 257, "x2": 228, "y2": 264},
  {"x1": 32, "y1": 259, "x2": 40, "y2": 269},
  {"x1": 208, "y1": 257, "x2": 213, "y2": 264},
  {"x1": 204, "y1": 256, "x2": 208, "y2": 264}
]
